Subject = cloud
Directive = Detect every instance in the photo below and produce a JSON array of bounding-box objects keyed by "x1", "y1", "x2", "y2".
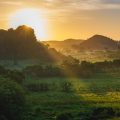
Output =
[
  {"x1": 39, "y1": 0, "x2": 120, "y2": 10},
  {"x1": 63, "y1": 0, "x2": 120, "y2": 10},
  {"x1": 0, "y1": 1, "x2": 23, "y2": 6},
  {"x1": 0, "y1": 0, "x2": 120, "y2": 10},
  {"x1": 0, "y1": 0, "x2": 120, "y2": 24},
  {"x1": 1, "y1": 0, "x2": 120, "y2": 11},
  {"x1": 102, "y1": 0, "x2": 120, "y2": 4}
]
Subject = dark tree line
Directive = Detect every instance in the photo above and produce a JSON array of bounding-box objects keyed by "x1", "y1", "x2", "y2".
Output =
[
  {"x1": 23, "y1": 59, "x2": 120, "y2": 78},
  {"x1": 0, "y1": 58, "x2": 119, "y2": 81},
  {"x1": 0, "y1": 66, "x2": 24, "y2": 84},
  {"x1": 0, "y1": 57, "x2": 116, "y2": 80}
]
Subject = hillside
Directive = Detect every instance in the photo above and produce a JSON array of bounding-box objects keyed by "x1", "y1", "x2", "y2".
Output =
[
  {"x1": 0, "y1": 25, "x2": 66, "y2": 65},
  {"x1": 74, "y1": 35, "x2": 117, "y2": 51},
  {"x1": 43, "y1": 35, "x2": 118, "y2": 52},
  {"x1": 43, "y1": 39, "x2": 84, "y2": 51},
  {"x1": 42, "y1": 35, "x2": 120, "y2": 62}
]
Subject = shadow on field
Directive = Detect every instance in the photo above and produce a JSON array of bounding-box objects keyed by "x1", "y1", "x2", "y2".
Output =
[{"x1": 26, "y1": 76, "x2": 91, "y2": 120}]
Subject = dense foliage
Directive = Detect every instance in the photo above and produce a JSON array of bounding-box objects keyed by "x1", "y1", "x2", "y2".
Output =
[
  {"x1": 0, "y1": 59, "x2": 120, "y2": 119},
  {"x1": 0, "y1": 25, "x2": 66, "y2": 63},
  {"x1": 23, "y1": 59, "x2": 120, "y2": 78},
  {"x1": 0, "y1": 79, "x2": 26, "y2": 120}
]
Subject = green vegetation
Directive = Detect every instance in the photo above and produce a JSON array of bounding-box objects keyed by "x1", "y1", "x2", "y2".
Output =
[
  {"x1": 0, "y1": 79, "x2": 26, "y2": 120},
  {"x1": 24, "y1": 75, "x2": 120, "y2": 120},
  {"x1": 0, "y1": 59, "x2": 120, "y2": 119},
  {"x1": 22, "y1": 59, "x2": 120, "y2": 119}
]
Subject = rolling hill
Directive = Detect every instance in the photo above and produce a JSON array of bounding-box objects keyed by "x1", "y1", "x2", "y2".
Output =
[
  {"x1": 42, "y1": 35, "x2": 120, "y2": 62},
  {"x1": 74, "y1": 35, "x2": 118, "y2": 51},
  {"x1": 43, "y1": 35, "x2": 119, "y2": 52},
  {"x1": 43, "y1": 39, "x2": 84, "y2": 51}
]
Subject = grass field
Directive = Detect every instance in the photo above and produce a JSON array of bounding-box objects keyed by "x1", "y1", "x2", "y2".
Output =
[{"x1": 23, "y1": 72, "x2": 120, "y2": 120}]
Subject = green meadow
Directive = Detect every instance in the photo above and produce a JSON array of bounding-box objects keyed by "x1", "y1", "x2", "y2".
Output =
[{"x1": 24, "y1": 72, "x2": 120, "y2": 120}]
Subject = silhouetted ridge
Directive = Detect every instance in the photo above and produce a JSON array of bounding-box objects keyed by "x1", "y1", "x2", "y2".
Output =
[{"x1": 0, "y1": 25, "x2": 66, "y2": 63}]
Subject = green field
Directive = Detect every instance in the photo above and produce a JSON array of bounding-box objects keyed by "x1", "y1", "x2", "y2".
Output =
[{"x1": 24, "y1": 73, "x2": 120, "y2": 120}]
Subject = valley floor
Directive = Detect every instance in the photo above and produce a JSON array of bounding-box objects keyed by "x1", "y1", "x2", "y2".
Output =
[{"x1": 24, "y1": 73, "x2": 120, "y2": 120}]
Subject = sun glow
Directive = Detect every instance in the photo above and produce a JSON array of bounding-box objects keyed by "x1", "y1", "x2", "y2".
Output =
[{"x1": 9, "y1": 8, "x2": 48, "y2": 40}]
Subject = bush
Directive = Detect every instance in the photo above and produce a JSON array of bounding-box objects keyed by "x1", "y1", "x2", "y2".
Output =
[
  {"x1": 61, "y1": 82, "x2": 73, "y2": 92},
  {"x1": 0, "y1": 66, "x2": 7, "y2": 75},
  {"x1": 0, "y1": 79, "x2": 26, "y2": 120},
  {"x1": 5, "y1": 70, "x2": 25, "y2": 84},
  {"x1": 27, "y1": 83, "x2": 50, "y2": 92},
  {"x1": 23, "y1": 65, "x2": 62, "y2": 77},
  {"x1": 88, "y1": 107, "x2": 116, "y2": 120},
  {"x1": 56, "y1": 113, "x2": 73, "y2": 120}
]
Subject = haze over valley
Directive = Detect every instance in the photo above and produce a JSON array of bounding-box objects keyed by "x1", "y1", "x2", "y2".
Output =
[
  {"x1": 0, "y1": 0, "x2": 120, "y2": 120},
  {"x1": 43, "y1": 35, "x2": 120, "y2": 62}
]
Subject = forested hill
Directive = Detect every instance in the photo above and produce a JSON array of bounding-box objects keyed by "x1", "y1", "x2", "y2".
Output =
[{"x1": 0, "y1": 25, "x2": 66, "y2": 63}]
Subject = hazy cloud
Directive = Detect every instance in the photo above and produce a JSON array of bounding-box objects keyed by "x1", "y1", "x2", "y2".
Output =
[
  {"x1": 102, "y1": 0, "x2": 120, "y2": 4},
  {"x1": 0, "y1": 1, "x2": 23, "y2": 6},
  {"x1": 0, "y1": 0, "x2": 120, "y2": 10}
]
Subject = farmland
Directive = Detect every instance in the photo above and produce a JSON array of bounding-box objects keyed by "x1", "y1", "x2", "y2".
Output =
[{"x1": 24, "y1": 72, "x2": 120, "y2": 120}]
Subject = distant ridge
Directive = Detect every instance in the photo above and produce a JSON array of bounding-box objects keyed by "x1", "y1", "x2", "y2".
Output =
[
  {"x1": 73, "y1": 35, "x2": 117, "y2": 51},
  {"x1": 43, "y1": 35, "x2": 119, "y2": 51},
  {"x1": 43, "y1": 39, "x2": 84, "y2": 51}
]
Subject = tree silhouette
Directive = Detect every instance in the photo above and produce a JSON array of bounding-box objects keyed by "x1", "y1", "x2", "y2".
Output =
[{"x1": 0, "y1": 25, "x2": 66, "y2": 64}]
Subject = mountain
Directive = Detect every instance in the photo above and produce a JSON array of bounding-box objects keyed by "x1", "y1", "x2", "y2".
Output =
[
  {"x1": 0, "y1": 25, "x2": 66, "y2": 64},
  {"x1": 74, "y1": 35, "x2": 117, "y2": 51},
  {"x1": 42, "y1": 39, "x2": 84, "y2": 51}
]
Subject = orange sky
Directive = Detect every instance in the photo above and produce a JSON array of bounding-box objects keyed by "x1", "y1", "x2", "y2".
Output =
[{"x1": 0, "y1": 0, "x2": 120, "y2": 40}]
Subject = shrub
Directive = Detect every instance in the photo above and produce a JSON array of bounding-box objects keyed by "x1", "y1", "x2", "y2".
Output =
[
  {"x1": 61, "y1": 82, "x2": 72, "y2": 92},
  {"x1": 56, "y1": 113, "x2": 73, "y2": 120},
  {"x1": 0, "y1": 79, "x2": 26, "y2": 120},
  {"x1": 27, "y1": 83, "x2": 50, "y2": 92},
  {"x1": 5, "y1": 70, "x2": 25, "y2": 84},
  {"x1": 88, "y1": 107, "x2": 116, "y2": 120}
]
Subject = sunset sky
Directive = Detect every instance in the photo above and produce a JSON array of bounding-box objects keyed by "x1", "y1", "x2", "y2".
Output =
[{"x1": 0, "y1": 0, "x2": 120, "y2": 40}]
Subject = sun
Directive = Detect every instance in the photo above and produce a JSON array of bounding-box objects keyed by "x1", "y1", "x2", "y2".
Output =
[{"x1": 9, "y1": 8, "x2": 48, "y2": 40}]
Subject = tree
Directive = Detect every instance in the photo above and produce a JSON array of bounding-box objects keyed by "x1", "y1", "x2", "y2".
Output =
[{"x1": 0, "y1": 79, "x2": 26, "y2": 120}]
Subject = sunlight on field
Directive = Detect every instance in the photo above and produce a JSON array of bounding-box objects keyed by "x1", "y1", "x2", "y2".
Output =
[{"x1": 25, "y1": 75, "x2": 120, "y2": 103}]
